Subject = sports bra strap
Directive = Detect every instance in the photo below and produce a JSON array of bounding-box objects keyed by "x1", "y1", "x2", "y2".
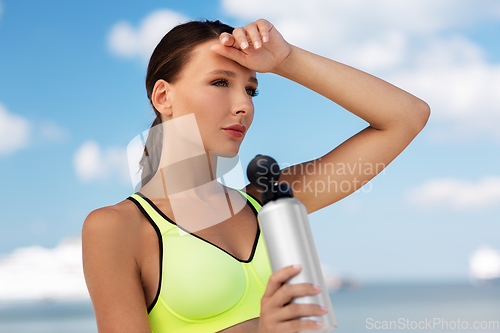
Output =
[
  {"x1": 128, "y1": 193, "x2": 177, "y2": 236},
  {"x1": 234, "y1": 188, "x2": 262, "y2": 212}
]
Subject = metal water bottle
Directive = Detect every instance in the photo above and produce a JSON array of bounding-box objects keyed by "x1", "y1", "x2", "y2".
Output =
[{"x1": 247, "y1": 155, "x2": 338, "y2": 333}]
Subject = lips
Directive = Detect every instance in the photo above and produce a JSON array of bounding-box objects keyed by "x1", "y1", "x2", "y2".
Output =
[{"x1": 222, "y1": 124, "x2": 246, "y2": 133}]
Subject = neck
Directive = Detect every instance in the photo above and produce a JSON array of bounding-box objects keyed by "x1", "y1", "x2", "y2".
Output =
[{"x1": 139, "y1": 114, "x2": 228, "y2": 201}]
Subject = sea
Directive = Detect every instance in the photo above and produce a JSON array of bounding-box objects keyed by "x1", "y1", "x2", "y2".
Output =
[{"x1": 0, "y1": 282, "x2": 499, "y2": 333}]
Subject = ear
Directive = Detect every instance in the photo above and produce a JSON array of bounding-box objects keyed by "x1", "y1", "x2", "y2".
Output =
[{"x1": 151, "y1": 79, "x2": 173, "y2": 116}]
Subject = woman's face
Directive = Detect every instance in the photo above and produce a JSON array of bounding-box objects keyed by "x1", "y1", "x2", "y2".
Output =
[{"x1": 166, "y1": 39, "x2": 257, "y2": 157}]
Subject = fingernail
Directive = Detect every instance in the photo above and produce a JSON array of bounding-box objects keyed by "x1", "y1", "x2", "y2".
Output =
[
  {"x1": 262, "y1": 36, "x2": 268, "y2": 42},
  {"x1": 316, "y1": 321, "x2": 324, "y2": 327},
  {"x1": 254, "y1": 40, "x2": 261, "y2": 48},
  {"x1": 241, "y1": 41, "x2": 248, "y2": 49},
  {"x1": 320, "y1": 306, "x2": 328, "y2": 313},
  {"x1": 293, "y1": 264, "x2": 302, "y2": 270},
  {"x1": 313, "y1": 285, "x2": 321, "y2": 291},
  {"x1": 221, "y1": 37, "x2": 228, "y2": 44}
]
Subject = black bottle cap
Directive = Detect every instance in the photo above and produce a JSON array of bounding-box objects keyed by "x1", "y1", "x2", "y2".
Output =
[{"x1": 247, "y1": 155, "x2": 294, "y2": 205}]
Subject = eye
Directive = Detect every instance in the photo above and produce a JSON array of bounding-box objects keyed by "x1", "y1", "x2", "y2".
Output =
[
  {"x1": 246, "y1": 87, "x2": 259, "y2": 97},
  {"x1": 212, "y1": 79, "x2": 229, "y2": 87},
  {"x1": 212, "y1": 78, "x2": 259, "y2": 97}
]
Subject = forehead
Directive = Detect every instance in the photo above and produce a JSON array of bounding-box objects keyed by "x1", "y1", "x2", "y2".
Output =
[{"x1": 181, "y1": 39, "x2": 256, "y2": 79}]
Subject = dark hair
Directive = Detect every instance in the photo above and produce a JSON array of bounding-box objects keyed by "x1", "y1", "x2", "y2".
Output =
[{"x1": 138, "y1": 19, "x2": 234, "y2": 189}]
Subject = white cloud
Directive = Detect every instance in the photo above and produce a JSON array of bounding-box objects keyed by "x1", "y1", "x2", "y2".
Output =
[
  {"x1": 107, "y1": 9, "x2": 190, "y2": 62},
  {"x1": 222, "y1": 0, "x2": 500, "y2": 35},
  {"x1": 0, "y1": 235, "x2": 89, "y2": 302},
  {"x1": 0, "y1": 104, "x2": 70, "y2": 155},
  {"x1": 73, "y1": 140, "x2": 129, "y2": 184},
  {"x1": 0, "y1": 104, "x2": 31, "y2": 156},
  {"x1": 221, "y1": 0, "x2": 500, "y2": 142},
  {"x1": 406, "y1": 176, "x2": 500, "y2": 210},
  {"x1": 222, "y1": 0, "x2": 500, "y2": 63},
  {"x1": 388, "y1": 36, "x2": 500, "y2": 142}
]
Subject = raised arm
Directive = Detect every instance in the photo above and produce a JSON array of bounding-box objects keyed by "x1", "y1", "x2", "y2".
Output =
[
  {"x1": 272, "y1": 44, "x2": 430, "y2": 212},
  {"x1": 212, "y1": 19, "x2": 430, "y2": 213},
  {"x1": 273, "y1": 44, "x2": 429, "y2": 133},
  {"x1": 82, "y1": 207, "x2": 152, "y2": 333}
]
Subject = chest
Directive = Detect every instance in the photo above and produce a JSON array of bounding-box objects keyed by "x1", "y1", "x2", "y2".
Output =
[
  {"x1": 138, "y1": 194, "x2": 270, "y2": 318},
  {"x1": 155, "y1": 196, "x2": 260, "y2": 260},
  {"x1": 129, "y1": 188, "x2": 273, "y2": 332}
]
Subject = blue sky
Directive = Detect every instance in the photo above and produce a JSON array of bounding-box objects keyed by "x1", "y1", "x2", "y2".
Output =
[{"x1": 1, "y1": 0, "x2": 500, "y2": 285}]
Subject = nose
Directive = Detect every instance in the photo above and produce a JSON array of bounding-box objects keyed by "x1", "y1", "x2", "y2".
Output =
[{"x1": 232, "y1": 89, "x2": 254, "y2": 118}]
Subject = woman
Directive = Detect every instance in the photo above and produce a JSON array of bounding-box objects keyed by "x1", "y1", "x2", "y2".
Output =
[{"x1": 82, "y1": 18, "x2": 430, "y2": 333}]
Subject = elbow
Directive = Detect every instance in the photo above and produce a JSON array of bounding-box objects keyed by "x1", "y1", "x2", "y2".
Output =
[
  {"x1": 409, "y1": 98, "x2": 431, "y2": 134},
  {"x1": 419, "y1": 100, "x2": 431, "y2": 128}
]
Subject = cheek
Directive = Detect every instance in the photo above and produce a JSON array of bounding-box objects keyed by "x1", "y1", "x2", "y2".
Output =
[
  {"x1": 245, "y1": 105, "x2": 255, "y2": 128},
  {"x1": 249, "y1": 105, "x2": 255, "y2": 122},
  {"x1": 186, "y1": 93, "x2": 227, "y2": 136},
  {"x1": 181, "y1": 85, "x2": 226, "y2": 111},
  {"x1": 196, "y1": 92, "x2": 230, "y2": 123},
  {"x1": 174, "y1": 86, "x2": 231, "y2": 136}
]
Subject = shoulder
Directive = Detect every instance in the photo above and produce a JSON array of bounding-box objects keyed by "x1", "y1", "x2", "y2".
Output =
[
  {"x1": 82, "y1": 198, "x2": 139, "y2": 232},
  {"x1": 82, "y1": 198, "x2": 145, "y2": 257},
  {"x1": 240, "y1": 183, "x2": 263, "y2": 206},
  {"x1": 82, "y1": 198, "x2": 153, "y2": 332}
]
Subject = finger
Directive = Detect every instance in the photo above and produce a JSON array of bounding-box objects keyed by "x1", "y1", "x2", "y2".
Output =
[
  {"x1": 274, "y1": 303, "x2": 327, "y2": 322},
  {"x1": 219, "y1": 32, "x2": 236, "y2": 48},
  {"x1": 232, "y1": 26, "x2": 250, "y2": 50},
  {"x1": 256, "y1": 19, "x2": 272, "y2": 43},
  {"x1": 245, "y1": 22, "x2": 262, "y2": 49},
  {"x1": 278, "y1": 318, "x2": 324, "y2": 332},
  {"x1": 273, "y1": 282, "x2": 321, "y2": 308},
  {"x1": 210, "y1": 43, "x2": 246, "y2": 64},
  {"x1": 261, "y1": 265, "x2": 302, "y2": 304}
]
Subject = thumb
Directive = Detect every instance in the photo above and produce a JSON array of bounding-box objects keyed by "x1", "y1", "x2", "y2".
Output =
[{"x1": 210, "y1": 44, "x2": 246, "y2": 65}]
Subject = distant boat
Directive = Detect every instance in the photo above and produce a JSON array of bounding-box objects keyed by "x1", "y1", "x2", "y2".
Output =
[
  {"x1": 321, "y1": 264, "x2": 361, "y2": 291},
  {"x1": 469, "y1": 245, "x2": 500, "y2": 286}
]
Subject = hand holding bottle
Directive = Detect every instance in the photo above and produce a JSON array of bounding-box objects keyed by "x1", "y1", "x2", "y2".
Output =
[{"x1": 257, "y1": 265, "x2": 328, "y2": 333}]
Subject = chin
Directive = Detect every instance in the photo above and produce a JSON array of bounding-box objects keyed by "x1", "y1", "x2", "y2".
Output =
[
  {"x1": 208, "y1": 145, "x2": 240, "y2": 158},
  {"x1": 214, "y1": 150, "x2": 238, "y2": 159}
]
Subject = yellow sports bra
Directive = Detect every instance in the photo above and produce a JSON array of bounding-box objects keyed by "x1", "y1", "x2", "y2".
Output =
[{"x1": 127, "y1": 188, "x2": 273, "y2": 333}]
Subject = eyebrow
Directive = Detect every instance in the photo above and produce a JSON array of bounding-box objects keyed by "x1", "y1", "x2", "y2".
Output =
[{"x1": 209, "y1": 69, "x2": 258, "y2": 85}]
